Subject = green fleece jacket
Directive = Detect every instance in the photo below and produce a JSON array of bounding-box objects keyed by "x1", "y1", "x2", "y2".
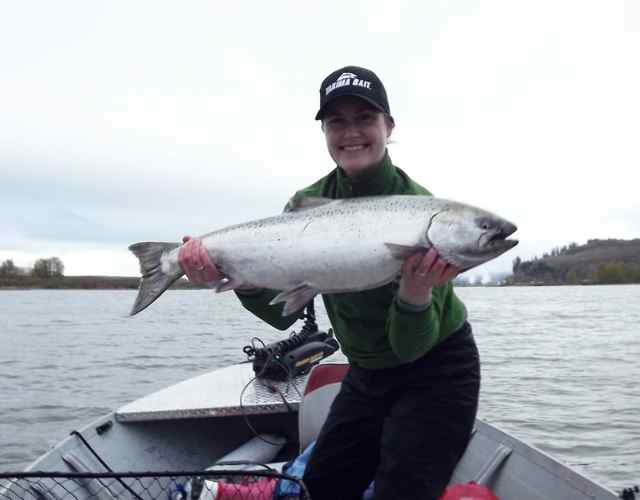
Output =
[{"x1": 236, "y1": 153, "x2": 468, "y2": 369}]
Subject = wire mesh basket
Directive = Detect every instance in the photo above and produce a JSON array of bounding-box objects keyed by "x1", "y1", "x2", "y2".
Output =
[{"x1": 0, "y1": 470, "x2": 309, "y2": 500}]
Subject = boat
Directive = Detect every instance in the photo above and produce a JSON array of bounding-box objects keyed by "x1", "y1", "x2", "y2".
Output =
[{"x1": 0, "y1": 357, "x2": 624, "y2": 499}]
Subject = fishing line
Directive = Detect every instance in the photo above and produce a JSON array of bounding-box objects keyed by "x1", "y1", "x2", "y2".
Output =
[
  {"x1": 238, "y1": 335, "x2": 308, "y2": 445},
  {"x1": 238, "y1": 301, "x2": 325, "y2": 447},
  {"x1": 239, "y1": 339, "x2": 295, "y2": 447}
]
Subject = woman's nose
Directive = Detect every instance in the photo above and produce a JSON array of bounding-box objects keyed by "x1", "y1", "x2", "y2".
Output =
[{"x1": 343, "y1": 123, "x2": 361, "y2": 136}]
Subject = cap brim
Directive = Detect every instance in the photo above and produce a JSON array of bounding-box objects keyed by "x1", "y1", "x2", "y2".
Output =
[{"x1": 315, "y1": 93, "x2": 387, "y2": 120}]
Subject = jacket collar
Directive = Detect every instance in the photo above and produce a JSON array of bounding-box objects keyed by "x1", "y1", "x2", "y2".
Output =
[{"x1": 335, "y1": 151, "x2": 396, "y2": 197}]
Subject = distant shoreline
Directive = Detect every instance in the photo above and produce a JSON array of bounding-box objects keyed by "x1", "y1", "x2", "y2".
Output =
[
  {"x1": 0, "y1": 276, "x2": 207, "y2": 290},
  {"x1": 1, "y1": 276, "x2": 637, "y2": 290}
]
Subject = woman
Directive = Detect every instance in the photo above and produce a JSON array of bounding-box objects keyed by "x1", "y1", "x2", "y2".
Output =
[{"x1": 179, "y1": 66, "x2": 480, "y2": 500}]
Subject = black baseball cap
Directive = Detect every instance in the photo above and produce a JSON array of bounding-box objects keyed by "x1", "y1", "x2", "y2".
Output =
[{"x1": 315, "y1": 65, "x2": 391, "y2": 120}]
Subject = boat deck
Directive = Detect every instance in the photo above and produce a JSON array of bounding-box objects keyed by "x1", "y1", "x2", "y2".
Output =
[{"x1": 116, "y1": 363, "x2": 310, "y2": 422}]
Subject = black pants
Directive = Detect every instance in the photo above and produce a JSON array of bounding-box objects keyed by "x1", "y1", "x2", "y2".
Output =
[{"x1": 302, "y1": 322, "x2": 480, "y2": 500}]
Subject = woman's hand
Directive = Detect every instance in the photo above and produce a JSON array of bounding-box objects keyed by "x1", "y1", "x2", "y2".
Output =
[
  {"x1": 178, "y1": 236, "x2": 224, "y2": 284},
  {"x1": 178, "y1": 236, "x2": 260, "y2": 292},
  {"x1": 397, "y1": 248, "x2": 461, "y2": 307}
]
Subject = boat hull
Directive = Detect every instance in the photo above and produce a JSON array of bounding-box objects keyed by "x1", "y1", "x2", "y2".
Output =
[{"x1": 13, "y1": 363, "x2": 618, "y2": 499}]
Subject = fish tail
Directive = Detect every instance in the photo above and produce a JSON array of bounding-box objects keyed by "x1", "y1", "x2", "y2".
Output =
[{"x1": 128, "y1": 242, "x2": 183, "y2": 316}]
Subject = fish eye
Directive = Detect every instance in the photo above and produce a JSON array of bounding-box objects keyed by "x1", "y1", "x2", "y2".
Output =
[{"x1": 477, "y1": 217, "x2": 492, "y2": 231}]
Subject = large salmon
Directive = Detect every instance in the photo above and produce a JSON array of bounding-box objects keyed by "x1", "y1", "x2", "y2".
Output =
[{"x1": 129, "y1": 195, "x2": 517, "y2": 316}]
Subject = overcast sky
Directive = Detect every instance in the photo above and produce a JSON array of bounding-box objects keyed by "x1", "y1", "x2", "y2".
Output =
[{"x1": 1, "y1": 1, "x2": 639, "y2": 279}]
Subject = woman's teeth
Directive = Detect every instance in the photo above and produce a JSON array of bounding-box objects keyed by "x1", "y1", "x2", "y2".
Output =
[{"x1": 343, "y1": 145, "x2": 365, "y2": 151}]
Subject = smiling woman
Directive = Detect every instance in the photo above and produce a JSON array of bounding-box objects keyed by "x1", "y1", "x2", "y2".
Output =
[
  {"x1": 321, "y1": 97, "x2": 394, "y2": 179},
  {"x1": 171, "y1": 65, "x2": 485, "y2": 500},
  {"x1": 317, "y1": 66, "x2": 395, "y2": 179}
]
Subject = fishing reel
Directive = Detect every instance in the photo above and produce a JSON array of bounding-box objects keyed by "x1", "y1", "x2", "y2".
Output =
[{"x1": 243, "y1": 301, "x2": 339, "y2": 381}]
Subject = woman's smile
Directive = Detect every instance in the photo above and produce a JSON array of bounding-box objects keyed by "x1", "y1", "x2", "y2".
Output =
[{"x1": 322, "y1": 96, "x2": 393, "y2": 178}]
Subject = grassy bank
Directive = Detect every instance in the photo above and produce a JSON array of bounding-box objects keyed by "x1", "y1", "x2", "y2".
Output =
[{"x1": 0, "y1": 276, "x2": 206, "y2": 290}]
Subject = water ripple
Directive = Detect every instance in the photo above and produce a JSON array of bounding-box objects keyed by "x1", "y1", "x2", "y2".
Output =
[{"x1": 0, "y1": 286, "x2": 638, "y2": 492}]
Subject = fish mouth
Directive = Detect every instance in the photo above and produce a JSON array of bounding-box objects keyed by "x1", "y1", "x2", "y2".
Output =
[
  {"x1": 489, "y1": 237, "x2": 519, "y2": 251},
  {"x1": 480, "y1": 223, "x2": 519, "y2": 252}
]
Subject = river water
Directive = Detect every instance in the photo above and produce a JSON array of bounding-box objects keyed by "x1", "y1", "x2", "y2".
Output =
[{"x1": 0, "y1": 286, "x2": 638, "y2": 493}]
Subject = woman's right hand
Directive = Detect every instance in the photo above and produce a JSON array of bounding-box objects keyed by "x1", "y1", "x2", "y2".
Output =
[
  {"x1": 178, "y1": 236, "x2": 224, "y2": 284},
  {"x1": 397, "y1": 248, "x2": 460, "y2": 307}
]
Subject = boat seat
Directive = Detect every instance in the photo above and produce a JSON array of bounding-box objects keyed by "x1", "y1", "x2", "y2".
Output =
[
  {"x1": 210, "y1": 434, "x2": 287, "y2": 472},
  {"x1": 298, "y1": 363, "x2": 349, "y2": 452}
]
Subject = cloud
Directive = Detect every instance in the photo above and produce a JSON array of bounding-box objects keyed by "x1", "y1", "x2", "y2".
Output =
[{"x1": 1, "y1": 1, "x2": 639, "y2": 277}]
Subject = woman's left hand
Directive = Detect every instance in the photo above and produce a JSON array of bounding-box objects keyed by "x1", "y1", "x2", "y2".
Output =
[{"x1": 397, "y1": 248, "x2": 461, "y2": 307}]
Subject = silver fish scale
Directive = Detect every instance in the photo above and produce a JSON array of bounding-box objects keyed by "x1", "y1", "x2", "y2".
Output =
[
  {"x1": 196, "y1": 196, "x2": 444, "y2": 294},
  {"x1": 206, "y1": 196, "x2": 442, "y2": 238}
]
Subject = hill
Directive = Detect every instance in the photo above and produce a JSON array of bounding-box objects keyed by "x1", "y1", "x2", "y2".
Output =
[{"x1": 509, "y1": 239, "x2": 640, "y2": 285}]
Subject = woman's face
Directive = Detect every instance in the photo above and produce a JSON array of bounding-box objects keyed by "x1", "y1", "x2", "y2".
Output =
[{"x1": 322, "y1": 96, "x2": 393, "y2": 178}]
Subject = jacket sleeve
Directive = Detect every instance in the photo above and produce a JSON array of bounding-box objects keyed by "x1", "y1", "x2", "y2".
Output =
[{"x1": 385, "y1": 283, "x2": 452, "y2": 362}]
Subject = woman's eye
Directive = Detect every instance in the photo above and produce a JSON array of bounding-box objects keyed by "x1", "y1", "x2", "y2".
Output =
[
  {"x1": 357, "y1": 114, "x2": 375, "y2": 125},
  {"x1": 327, "y1": 118, "x2": 345, "y2": 128}
]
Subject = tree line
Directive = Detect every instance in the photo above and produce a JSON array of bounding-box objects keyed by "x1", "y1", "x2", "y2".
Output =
[
  {"x1": 0, "y1": 257, "x2": 206, "y2": 289},
  {"x1": 509, "y1": 239, "x2": 640, "y2": 285},
  {"x1": 0, "y1": 257, "x2": 65, "y2": 279}
]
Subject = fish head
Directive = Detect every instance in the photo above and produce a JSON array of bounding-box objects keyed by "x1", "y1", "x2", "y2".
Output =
[{"x1": 427, "y1": 203, "x2": 519, "y2": 271}]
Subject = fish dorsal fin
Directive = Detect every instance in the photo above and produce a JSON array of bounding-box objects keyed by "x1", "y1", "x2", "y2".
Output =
[{"x1": 286, "y1": 196, "x2": 335, "y2": 212}]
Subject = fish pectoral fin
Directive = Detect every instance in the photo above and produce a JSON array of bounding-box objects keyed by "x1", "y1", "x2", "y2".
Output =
[
  {"x1": 214, "y1": 277, "x2": 241, "y2": 293},
  {"x1": 384, "y1": 243, "x2": 427, "y2": 260},
  {"x1": 269, "y1": 283, "x2": 318, "y2": 317}
]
